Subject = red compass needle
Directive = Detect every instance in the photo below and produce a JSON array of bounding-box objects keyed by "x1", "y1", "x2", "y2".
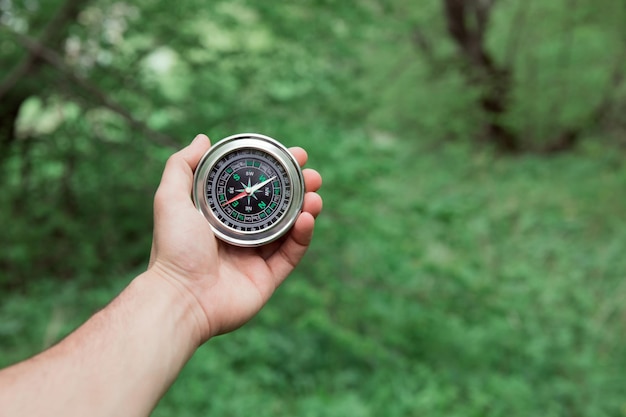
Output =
[{"x1": 221, "y1": 191, "x2": 248, "y2": 206}]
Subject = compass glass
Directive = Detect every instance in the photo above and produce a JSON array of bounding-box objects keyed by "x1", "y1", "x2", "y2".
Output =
[
  {"x1": 207, "y1": 148, "x2": 291, "y2": 232},
  {"x1": 193, "y1": 133, "x2": 304, "y2": 247}
]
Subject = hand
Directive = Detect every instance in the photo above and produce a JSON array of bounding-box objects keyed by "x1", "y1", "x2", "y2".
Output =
[{"x1": 147, "y1": 134, "x2": 323, "y2": 342}]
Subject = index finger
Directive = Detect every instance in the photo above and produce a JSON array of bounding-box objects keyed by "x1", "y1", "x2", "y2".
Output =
[{"x1": 289, "y1": 147, "x2": 308, "y2": 167}]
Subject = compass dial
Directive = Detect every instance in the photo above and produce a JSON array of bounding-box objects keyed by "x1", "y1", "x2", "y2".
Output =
[{"x1": 193, "y1": 133, "x2": 304, "y2": 247}]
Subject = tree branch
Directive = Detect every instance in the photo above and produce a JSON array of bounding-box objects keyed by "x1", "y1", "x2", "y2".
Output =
[
  {"x1": 0, "y1": 54, "x2": 34, "y2": 100},
  {"x1": 1, "y1": 25, "x2": 179, "y2": 149},
  {"x1": 0, "y1": 0, "x2": 90, "y2": 100},
  {"x1": 0, "y1": 0, "x2": 90, "y2": 153}
]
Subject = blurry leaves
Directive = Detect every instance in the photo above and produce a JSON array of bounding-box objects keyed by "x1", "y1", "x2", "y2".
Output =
[{"x1": 2, "y1": 1, "x2": 626, "y2": 416}]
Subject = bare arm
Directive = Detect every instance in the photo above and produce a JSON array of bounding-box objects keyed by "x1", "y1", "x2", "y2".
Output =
[
  {"x1": 0, "y1": 271, "x2": 201, "y2": 416},
  {"x1": 0, "y1": 134, "x2": 323, "y2": 417}
]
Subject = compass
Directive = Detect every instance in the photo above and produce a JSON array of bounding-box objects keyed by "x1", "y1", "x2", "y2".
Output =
[{"x1": 192, "y1": 133, "x2": 305, "y2": 247}]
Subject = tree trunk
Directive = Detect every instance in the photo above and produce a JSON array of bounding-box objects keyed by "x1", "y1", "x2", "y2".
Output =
[
  {"x1": 0, "y1": 92, "x2": 25, "y2": 156},
  {"x1": 442, "y1": 0, "x2": 520, "y2": 152}
]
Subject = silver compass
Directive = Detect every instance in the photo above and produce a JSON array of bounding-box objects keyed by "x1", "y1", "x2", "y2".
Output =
[{"x1": 192, "y1": 133, "x2": 305, "y2": 247}]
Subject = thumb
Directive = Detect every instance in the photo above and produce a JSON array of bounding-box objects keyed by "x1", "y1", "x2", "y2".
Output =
[{"x1": 155, "y1": 134, "x2": 211, "y2": 204}]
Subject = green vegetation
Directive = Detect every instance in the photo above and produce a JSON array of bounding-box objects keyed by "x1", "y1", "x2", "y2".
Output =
[
  {"x1": 3, "y1": 137, "x2": 626, "y2": 416},
  {"x1": 2, "y1": 0, "x2": 626, "y2": 416}
]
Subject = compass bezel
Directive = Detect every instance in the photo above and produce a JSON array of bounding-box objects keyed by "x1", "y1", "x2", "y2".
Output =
[{"x1": 193, "y1": 133, "x2": 305, "y2": 247}]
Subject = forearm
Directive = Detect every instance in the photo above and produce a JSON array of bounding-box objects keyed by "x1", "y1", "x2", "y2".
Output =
[{"x1": 0, "y1": 271, "x2": 203, "y2": 417}]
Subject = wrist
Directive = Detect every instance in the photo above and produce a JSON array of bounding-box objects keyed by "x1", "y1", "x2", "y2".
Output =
[{"x1": 136, "y1": 267, "x2": 211, "y2": 345}]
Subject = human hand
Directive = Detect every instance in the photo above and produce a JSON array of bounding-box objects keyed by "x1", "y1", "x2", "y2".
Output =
[{"x1": 148, "y1": 134, "x2": 323, "y2": 342}]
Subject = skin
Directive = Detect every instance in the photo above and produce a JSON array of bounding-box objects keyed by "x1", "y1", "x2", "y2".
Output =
[{"x1": 0, "y1": 134, "x2": 323, "y2": 417}]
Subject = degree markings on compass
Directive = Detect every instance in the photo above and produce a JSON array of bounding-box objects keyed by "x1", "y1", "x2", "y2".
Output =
[{"x1": 205, "y1": 147, "x2": 295, "y2": 229}]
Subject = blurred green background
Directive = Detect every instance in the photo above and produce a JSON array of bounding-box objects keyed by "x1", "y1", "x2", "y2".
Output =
[{"x1": 2, "y1": 0, "x2": 626, "y2": 415}]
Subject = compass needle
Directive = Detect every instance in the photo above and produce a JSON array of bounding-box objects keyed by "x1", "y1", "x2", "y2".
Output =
[{"x1": 221, "y1": 191, "x2": 248, "y2": 206}]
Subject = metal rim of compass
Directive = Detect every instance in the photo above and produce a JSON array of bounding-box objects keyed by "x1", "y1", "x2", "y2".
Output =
[{"x1": 192, "y1": 133, "x2": 305, "y2": 247}]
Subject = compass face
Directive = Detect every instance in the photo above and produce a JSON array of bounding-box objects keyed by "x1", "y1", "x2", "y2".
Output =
[
  {"x1": 208, "y1": 149, "x2": 290, "y2": 231},
  {"x1": 193, "y1": 133, "x2": 304, "y2": 247}
]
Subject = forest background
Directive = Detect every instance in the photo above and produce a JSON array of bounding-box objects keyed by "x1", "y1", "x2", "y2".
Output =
[{"x1": 1, "y1": 0, "x2": 626, "y2": 416}]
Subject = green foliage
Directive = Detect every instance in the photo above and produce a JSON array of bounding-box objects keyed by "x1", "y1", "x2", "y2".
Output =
[
  {"x1": 2, "y1": 0, "x2": 626, "y2": 416},
  {"x1": 3, "y1": 138, "x2": 626, "y2": 416},
  {"x1": 489, "y1": 0, "x2": 626, "y2": 145}
]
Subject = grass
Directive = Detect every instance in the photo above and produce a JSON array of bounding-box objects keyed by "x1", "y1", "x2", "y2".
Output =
[{"x1": 2, "y1": 131, "x2": 626, "y2": 416}]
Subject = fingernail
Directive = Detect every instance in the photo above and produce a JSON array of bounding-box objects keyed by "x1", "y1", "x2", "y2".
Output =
[{"x1": 192, "y1": 134, "x2": 209, "y2": 144}]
